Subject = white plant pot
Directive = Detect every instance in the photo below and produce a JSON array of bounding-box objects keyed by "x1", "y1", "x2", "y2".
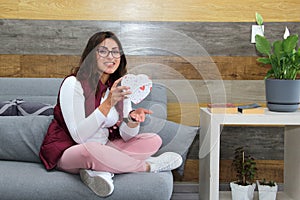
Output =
[
  {"x1": 257, "y1": 180, "x2": 278, "y2": 200},
  {"x1": 230, "y1": 182, "x2": 256, "y2": 200}
]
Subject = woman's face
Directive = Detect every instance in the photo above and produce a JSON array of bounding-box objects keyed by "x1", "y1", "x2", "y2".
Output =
[{"x1": 96, "y1": 38, "x2": 121, "y2": 75}]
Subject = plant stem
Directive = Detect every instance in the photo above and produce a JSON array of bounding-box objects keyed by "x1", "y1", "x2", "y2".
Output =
[{"x1": 242, "y1": 151, "x2": 245, "y2": 185}]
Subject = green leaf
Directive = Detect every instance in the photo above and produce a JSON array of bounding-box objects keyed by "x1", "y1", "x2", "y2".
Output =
[
  {"x1": 273, "y1": 40, "x2": 283, "y2": 59},
  {"x1": 255, "y1": 35, "x2": 271, "y2": 55},
  {"x1": 257, "y1": 57, "x2": 270, "y2": 64},
  {"x1": 283, "y1": 35, "x2": 298, "y2": 53},
  {"x1": 255, "y1": 12, "x2": 263, "y2": 26},
  {"x1": 265, "y1": 69, "x2": 274, "y2": 79}
]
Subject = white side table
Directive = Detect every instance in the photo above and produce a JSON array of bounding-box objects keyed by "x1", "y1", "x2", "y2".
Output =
[{"x1": 199, "y1": 108, "x2": 300, "y2": 200}]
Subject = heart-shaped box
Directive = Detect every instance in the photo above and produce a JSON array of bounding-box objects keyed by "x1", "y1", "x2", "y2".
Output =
[{"x1": 121, "y1": 74, "x2": 152, "y2": 104}]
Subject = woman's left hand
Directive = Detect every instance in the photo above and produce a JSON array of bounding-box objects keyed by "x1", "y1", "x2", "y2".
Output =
[{"x1": 129, "y1": 108, "x2": 153, "y2": 123}]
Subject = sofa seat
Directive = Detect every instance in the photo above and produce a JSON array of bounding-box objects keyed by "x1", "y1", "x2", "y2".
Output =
[{"x1": 0, "y1": 160, "x2": 173, "y2": 200}]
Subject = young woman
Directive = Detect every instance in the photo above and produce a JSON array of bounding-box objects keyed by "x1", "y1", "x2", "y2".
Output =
[{"x1": 39, "y1": 31, "x2": 182, "y2": 197}]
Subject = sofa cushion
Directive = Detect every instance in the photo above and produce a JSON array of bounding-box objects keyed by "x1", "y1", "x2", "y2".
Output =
[
  {"x1": 0, "y1": 100, "x2": 18, "y2": 116},
  {"x1": 0, "y1": 116, "x2": 52, "y2": 163},
  {"x1": 0, "y1": 161, "x2": 173, "y2": 200},
  {"x1": 139, "y1": 116, "x2": 199, "y2": 175},
  {"x1": 0, "y1": 99, "x2": 54, "y2": 116},
  {"x1": 0, "y1": 78, "x2": 62, "y2": 105},
  {"x1": 17, "y1": 101, "x2": 54, "y2": 116}
]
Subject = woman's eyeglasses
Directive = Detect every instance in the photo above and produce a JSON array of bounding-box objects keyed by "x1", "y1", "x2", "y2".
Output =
[{"x1": 96, "y1": 46, "x2": 122, "y2": 58}]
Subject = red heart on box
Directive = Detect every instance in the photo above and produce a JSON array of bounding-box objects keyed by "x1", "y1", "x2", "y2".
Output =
[
  {"x1": 140, "y1": 86, "x2": 145, "y2": 91},
  {"x1": 121, "y1": 74, "x2": 152, "y2": 104}
]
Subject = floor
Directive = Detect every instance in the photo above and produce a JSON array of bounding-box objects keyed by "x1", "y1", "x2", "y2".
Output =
[
  {"x1": 171, "y1": 183, "x2": 290, "y2": 200},
  {"x1": 171, "y1": 182, "x2": 199, "y2": 200}
]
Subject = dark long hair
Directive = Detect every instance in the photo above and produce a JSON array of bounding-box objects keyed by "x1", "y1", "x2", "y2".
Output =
[{"x1": 72, "y1": 31, "x2": 127, "y2": 92}]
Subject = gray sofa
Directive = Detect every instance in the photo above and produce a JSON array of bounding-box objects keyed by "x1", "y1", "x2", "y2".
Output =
[{"x1": 0, "y1": 77, "x2": 198, "y2": 200}]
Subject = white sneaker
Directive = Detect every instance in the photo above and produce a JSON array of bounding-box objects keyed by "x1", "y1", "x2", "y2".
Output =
[
  {"x1": 146, "y1": 152, "x2": 183, "y2": 173},
  {"x1": 80, "y1": 169, "x2": 114, "y2": 197}
]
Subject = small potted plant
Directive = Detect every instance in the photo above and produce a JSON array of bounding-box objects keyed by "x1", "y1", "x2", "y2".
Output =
[
  {"x1": 230, "y1": 146, "x2": 257, "y2": 200},
  {"x1": 256, "y1": 179, "x2": 278, "y2": 200},
  {"x1": 254, "y1": 13, "x2": 300, "y2": 112}
]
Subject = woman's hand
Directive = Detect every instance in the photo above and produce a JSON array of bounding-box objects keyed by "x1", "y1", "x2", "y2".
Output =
[
  {"x1": 99, "y1": 77, "x2": 131, "y2": 116},
  {"x1": 109, "y1": 77, "x2": 132, "y2": 107},
  {"x1": 129, "y1": 108, "x2": 153, "y2": 123}
]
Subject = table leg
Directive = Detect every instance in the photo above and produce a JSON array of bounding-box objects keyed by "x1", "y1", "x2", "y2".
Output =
[
  {"x1": 284, "y1": 125, "x2": 300, "y2": 199},
  {"x1": 199, "y1": 110, "x2": 221, "y2": 200}
]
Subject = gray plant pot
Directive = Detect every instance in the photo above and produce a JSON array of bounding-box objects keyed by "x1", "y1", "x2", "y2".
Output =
[{"x1": 265, "y1": 79, "x2": 300, "y2": 112}]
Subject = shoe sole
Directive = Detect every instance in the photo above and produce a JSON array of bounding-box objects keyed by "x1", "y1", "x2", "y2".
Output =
[{"x1": 80, "y1": 170, "x2": 113, "y2": 197}]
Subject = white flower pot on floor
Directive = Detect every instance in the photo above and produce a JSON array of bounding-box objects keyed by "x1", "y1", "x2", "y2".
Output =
[
  {"x1": 257, "y1": 180, "x2": 278, "y2": 200},
  {"x1": 230, "y1": 182, "x2": 256, "y2": 200}
]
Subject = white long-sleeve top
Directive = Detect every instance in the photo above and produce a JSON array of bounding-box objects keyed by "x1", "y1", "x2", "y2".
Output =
[{"x1": 59, "y1": 76, "x2": 139, "y2": 144}]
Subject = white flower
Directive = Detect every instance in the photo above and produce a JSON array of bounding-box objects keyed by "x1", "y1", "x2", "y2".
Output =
[{"x1": 283, "y1": 27, "x2": 290, "y2": 39}]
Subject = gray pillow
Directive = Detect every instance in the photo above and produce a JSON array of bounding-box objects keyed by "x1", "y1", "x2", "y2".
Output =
[
  {"x1": 0, "y1": 100, "x2": 18, "y2": 116},
  {"x1": 0, "y1": 116, "x2": 53, "y2": 163},
  {"x1": 139, "y1": 116, "x2": 199, "y2": 175},
  {"x1": 17, "y1": 101, "x2": 54, "y2": 116},
  {"x1": 132, "y1": 83, "x2": 167, "y2": 119}
]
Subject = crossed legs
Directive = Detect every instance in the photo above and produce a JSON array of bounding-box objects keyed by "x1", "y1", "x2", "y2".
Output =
[{"x1": 57, "y1": 133, "x2": 162, "y2": 174}]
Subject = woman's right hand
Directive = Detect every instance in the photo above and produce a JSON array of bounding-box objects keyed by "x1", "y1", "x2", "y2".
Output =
[
  {"x1": 108, "y1": 77, "x2": 132, "y2": 107},
  {"x1": 98, "y1": 77, "x2": 131, "y2": 116}
]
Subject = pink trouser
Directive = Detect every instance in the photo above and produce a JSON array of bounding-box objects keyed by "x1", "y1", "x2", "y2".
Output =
[{"x1": 57, "y1": 133, "x2": 162, "y2": 174}]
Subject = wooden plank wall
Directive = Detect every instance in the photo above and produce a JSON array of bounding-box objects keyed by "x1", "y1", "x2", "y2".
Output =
[
  {"x1": 1, "y1": 0, "x2": 300, "y2": 184},
  {"x1": 1, "y1": 0, "x2": 300, "y2": 22}
]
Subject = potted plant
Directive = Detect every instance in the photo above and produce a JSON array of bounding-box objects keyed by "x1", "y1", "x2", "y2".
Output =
[
  {"x1": 256, "y1": 179, "x2": 278, "y2": 200},
  {"x1": 230, "y1": 146, "x2": 257, "y2": 200},
  {"x1": 255, "y1": 13, "x2": 300, "y2": 112}
]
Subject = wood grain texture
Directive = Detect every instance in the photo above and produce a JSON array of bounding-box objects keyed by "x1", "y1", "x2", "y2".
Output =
[
  {"x1": 1, "y1": 0, "x2": 299, "y2": 22},
  {"x1": 1, "y1": 20, "x2": 299, "y2": 56},
  {"x1": 0, "y1": 54, "x2": 21, "y2": 77},
  {"x1": 0, "y1": 55, "x2": 77, "y2": 77},
  {"x1": 174, "y1": 159, "x2": 284, "y2": 183},
  {"x1": 0, "y1": 54, "x2": 270, "y2": 80},
  {"x1": 220, "y1": 126, "x2": 284, "y2": 160},
  {"x1": 186, "y1": 125, "x2": 284, "y2": 161},
  {"x1": 167, "y1": 103, "x2": 201, "y2": 126},
  {"x1": 219, "y1": 159, "x2": 283, "y2": 183}
]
